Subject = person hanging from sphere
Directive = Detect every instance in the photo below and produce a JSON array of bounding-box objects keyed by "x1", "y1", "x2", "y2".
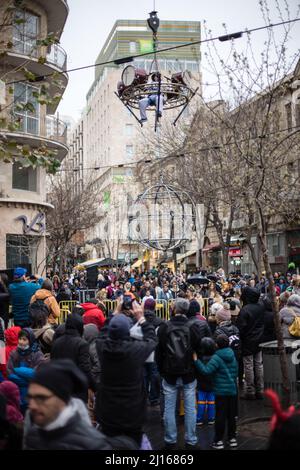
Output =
[{"x1": 139, "y1": 72, "x2": 164, "y2": 123}]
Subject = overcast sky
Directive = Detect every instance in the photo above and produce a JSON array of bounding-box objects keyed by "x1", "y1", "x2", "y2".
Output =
[{"x1": 57, "y1": 0, "x2": 300, "y2": 121}]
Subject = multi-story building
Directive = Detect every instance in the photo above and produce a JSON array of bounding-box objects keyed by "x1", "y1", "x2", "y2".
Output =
[
  {"x1": 0, "y1": 0, "x2": 69, "y2": 276},
  {"x1": 185, "y1": 61, "x2": 300, "y2": 274},
  {"x1": 82, "y1": 18, "x2": 201, "y2": 261}
]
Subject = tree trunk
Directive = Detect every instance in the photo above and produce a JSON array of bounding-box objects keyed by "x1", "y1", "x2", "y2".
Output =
[
  {"x1": 245, "y1": 238, "x2": 260, "y2": 274},
  {"x1": 222, "y1": 245, "x2": 229, "y2": 277},
  {"x1": 259, "y1": 231, "x2": 291, "y2": 407}
]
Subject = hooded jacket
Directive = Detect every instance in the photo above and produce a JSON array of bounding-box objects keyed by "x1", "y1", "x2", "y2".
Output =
[
  {"x1": 279, "y1": 294, "x2": 300, "y2": 339},
  {"x1": 24, "y1": 397, "x2": 112, "y2": 450},
  {"x1": 81, "y1": 302, "x2": 105, "y2": 331},
  {"x1": 95, "y1": 321, "x2": 157, "y2": 435},
  {"x1": 5, "y1": 327, "x2": 21, "y2": 358},
  {"x1": 0, "y1": 380, "x2": 23, "y2": 424},
  {"x1": 83, "y1": 324, "x2": 101, "y2": 386},
  {"x1": 236, "y1": 287, "x2": 265, "y2": 355},
  {"x1": 9, "y1": 280, "x2": 41, "y2": 326},
  {"x1": 7, "y1": 328, "x2": 45, "y2": 376},
  {"x1": 194, "y1": 347, "x2": 238, "y2": 396},
  {"x1": 30, "y1": 289, "x2": 60, "y2": 324},
  {"x1": 51, "y1": 314, "x2": 92, "y2": 398}
]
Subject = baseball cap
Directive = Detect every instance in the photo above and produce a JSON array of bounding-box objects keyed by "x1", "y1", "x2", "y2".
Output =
[{"x1": 13, "y1": 267, "x2": 27, "y2": 279}]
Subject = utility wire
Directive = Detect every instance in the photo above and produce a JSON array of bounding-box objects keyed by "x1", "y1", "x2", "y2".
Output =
[
  {"x1": 58, "y1": 124, "x2": 300, "y2": 172},
  {"x1": 6, "y1": 17, "x2": 300, "y2": 86}
]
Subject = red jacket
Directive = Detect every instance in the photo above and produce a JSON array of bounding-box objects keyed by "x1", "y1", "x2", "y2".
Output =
[
  {"x1": 0, "y1": 326, "x2": 21, "y2": 378},
  {"x1": 81, "y1": 303, "x2": 105, "y2": 331}
]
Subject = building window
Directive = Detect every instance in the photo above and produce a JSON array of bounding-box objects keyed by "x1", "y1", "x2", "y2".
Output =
[
  {"x1": 129, "y1": 42, "x2": 137, "y2": 53},
  {"x1": 126, "y1": 145, "x2": 134, "y2": 159},
  {"x1": 13, "y1": 9, "x2": 39, "y2": 56},
  {"x1": 6, "y1": 234, "x2": 39, "y2": 271},
  {"x1": 12, "y1": 163, "x2": 37, "y2": 191},
  {"x1": 14, "y1": 83, "x2": 39, "y2": 134},
  {"x1": 285, "y1": 103, "x2": 292, "y2": 131},
  {"x1": 125, "y1": 124, "x2": 133, "y2": 136}
]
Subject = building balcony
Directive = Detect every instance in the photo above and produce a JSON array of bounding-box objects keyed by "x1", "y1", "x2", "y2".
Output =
[
  {"x1": 7, "y1": 43, "x2": 68, "y2": 114},
  {"x1": 2, "y1": 115, "x2": 68, "y2": 161},
  {"x1": 33, "y1": 0, "x2": 69, "y2": 39}
]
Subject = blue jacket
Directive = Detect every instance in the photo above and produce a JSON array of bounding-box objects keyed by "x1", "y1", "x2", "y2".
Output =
[
  {"x1": 8, "y1": 366, "x2": 35, "y2": 412},
  {"x1": 9, "y1": 281, "x2": 41, "y2": 325},
  {"x1": 194, "y1": 347, "x2": 238, "y2": 396}
]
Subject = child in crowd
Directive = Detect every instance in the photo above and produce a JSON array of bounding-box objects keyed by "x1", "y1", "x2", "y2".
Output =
[
  {"x1": 196, "y1": 337, "x2": 216, "y2": 426},
  {"x1": 7, "y1": 328, "x2": 44, "y2": 414},
  {"x1": 193, "y1": 334, "x2": 238, "y2": 450}
]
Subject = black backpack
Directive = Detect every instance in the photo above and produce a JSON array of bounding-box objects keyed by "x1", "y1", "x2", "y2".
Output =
[
  {"x1": 29, "y1": 298, "x2": 50, "y2": 320},
  {"x1": 164, "y1": 322, "x2": 192, "y2": 375}
]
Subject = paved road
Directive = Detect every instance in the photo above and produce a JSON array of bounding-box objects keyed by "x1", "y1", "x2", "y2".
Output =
[{"x1": 145, "y1": 398, "x2": 271, "y2": 450}]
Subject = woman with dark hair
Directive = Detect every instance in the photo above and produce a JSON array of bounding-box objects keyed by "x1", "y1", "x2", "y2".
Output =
[
  {"x1": 0, "y1": 273, "x2": 10, "y2": 329},
  {"x1": 30, "y1": 310, "x2": 54, "y2": 356}
]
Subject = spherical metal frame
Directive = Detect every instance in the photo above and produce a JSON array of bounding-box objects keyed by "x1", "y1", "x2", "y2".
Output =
[
  {"x1": 120, "y1": 81, "x2": 194, "y2": 110},
  {"x1": 130, "y1": 182, "x2": 196, "y2": 252}
]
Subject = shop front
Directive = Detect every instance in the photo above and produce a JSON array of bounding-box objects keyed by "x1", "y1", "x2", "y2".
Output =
[
  {"x1": 0, "y1": 200, "x2": 52, "y2": 276},
  {"x1": 287, "y1": 229, "x2": 300, "y2": 269}
]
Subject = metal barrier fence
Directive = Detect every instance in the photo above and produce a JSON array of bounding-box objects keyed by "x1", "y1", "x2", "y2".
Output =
[
  {"x1": 78, "y1": 289, "x2": 98, "y2": 303},
  {"x1": 58, "y1": 296, "x2": 228, "y2": 324},
  {"x1": 58, "y1": 300, "x2": 77, "y2": 324}
]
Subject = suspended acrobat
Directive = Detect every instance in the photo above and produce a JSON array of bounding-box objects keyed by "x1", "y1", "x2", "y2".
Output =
[{"x1": 114, "y1": 11, "x2": 199, "y2": 132}]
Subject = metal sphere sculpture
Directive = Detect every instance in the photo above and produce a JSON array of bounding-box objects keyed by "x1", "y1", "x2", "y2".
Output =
[{"x1": 130, "y1": 181, "x2": 196, "y2": 252}]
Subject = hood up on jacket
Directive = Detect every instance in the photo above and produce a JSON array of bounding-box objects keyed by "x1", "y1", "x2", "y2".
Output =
[
  {"x1": 5, "y1": 326, "x2": 21, "y2": 346},
  {"x1": 83, "y1": 324, "x2": 99, "y2": 343},
  {"x1": 65, "y1": 313, "x2": 84, "y2": 336},
  {"x1": 81, "y1": 302, "x2": 102, "y2": 312},
  {"x1": 241, "y1": 286, "x2": 260, "y2": 304},
  {"x1": 0, "y1": 380, "x2": 23, "y2": 423}
]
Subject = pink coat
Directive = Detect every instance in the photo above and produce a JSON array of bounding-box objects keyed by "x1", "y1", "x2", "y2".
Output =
[{"x1": 0, "y1": 380, "x2": 23, "y2": 423}]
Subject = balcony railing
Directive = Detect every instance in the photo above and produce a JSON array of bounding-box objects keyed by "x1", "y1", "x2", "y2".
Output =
[
  {"x1": 45, "y1": 115, "x2": 67, "y2": 144},
  {"x1": 9, "y1": 114, "x2": 67, "y2": 146},
  {"x1": 46, "y1": 44, "x2": 67, "y2": 71},
  {"x1": 11, "y1": 40, "x2": 67, "y2": 72}
]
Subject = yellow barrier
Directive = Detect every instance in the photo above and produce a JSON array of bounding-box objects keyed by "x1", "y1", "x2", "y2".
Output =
[{"x1": 58, "y1": 301, "x2": 77, "y2": 324}]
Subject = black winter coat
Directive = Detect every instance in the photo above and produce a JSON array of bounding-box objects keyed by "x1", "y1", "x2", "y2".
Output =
[
  {"x1": 156, "y1": 314, "x2": 208, "y2": 385},
  {"x1": 95, "y1": 321, "x2": 157, "y2": 435},
  {"x1": 51, "y1": 315, "x2": 92, "y2": 399},
  {"x1": 24, "y1": 412, "x2": 112, "y2": 450},
  {"x1": 236, "y1": 287, "x2": 265, "y2": 356},
  {"x1": 260, "y1": 308, "x2": 276, "y2": 343}
]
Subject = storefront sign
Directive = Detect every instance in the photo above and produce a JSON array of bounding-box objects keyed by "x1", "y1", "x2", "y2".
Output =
[
  {"x1": 15, "y1": 212, "x2": 45, "y2": 235},
  {"x1": 229, "y1": 248, "x2": 241, "y2": 257}
]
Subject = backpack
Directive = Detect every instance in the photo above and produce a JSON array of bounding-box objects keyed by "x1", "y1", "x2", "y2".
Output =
[
  {"x1": 29, "y1": 298, "x2": 50, "y2": 320},
  {"x1": 164, "y1": 322, "x2": 192, "y2": 375},
  {"x1": 288, "y1": 308, "x2": 300, "y2": 338}
]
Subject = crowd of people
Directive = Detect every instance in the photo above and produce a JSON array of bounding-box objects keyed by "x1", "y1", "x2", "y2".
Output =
[{"x1": 0, "y1": 264, "x2": 300, "y2": 450}]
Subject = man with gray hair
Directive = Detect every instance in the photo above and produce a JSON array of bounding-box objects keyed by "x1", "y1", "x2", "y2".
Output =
[{"x1": 156, "y1": 298, "x2": 200, "y2": 450}]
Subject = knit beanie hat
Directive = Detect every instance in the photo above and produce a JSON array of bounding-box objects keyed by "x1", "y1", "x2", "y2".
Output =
[
  {"x1": 30, "y1": 359, "x2": 88, "y2": 403},
  {"x1": 108, "y1": 314, "x2": 131, "y2": 340},
  {"x1": 216, "y1": 308, "x2": 231, "y2": 322}
]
